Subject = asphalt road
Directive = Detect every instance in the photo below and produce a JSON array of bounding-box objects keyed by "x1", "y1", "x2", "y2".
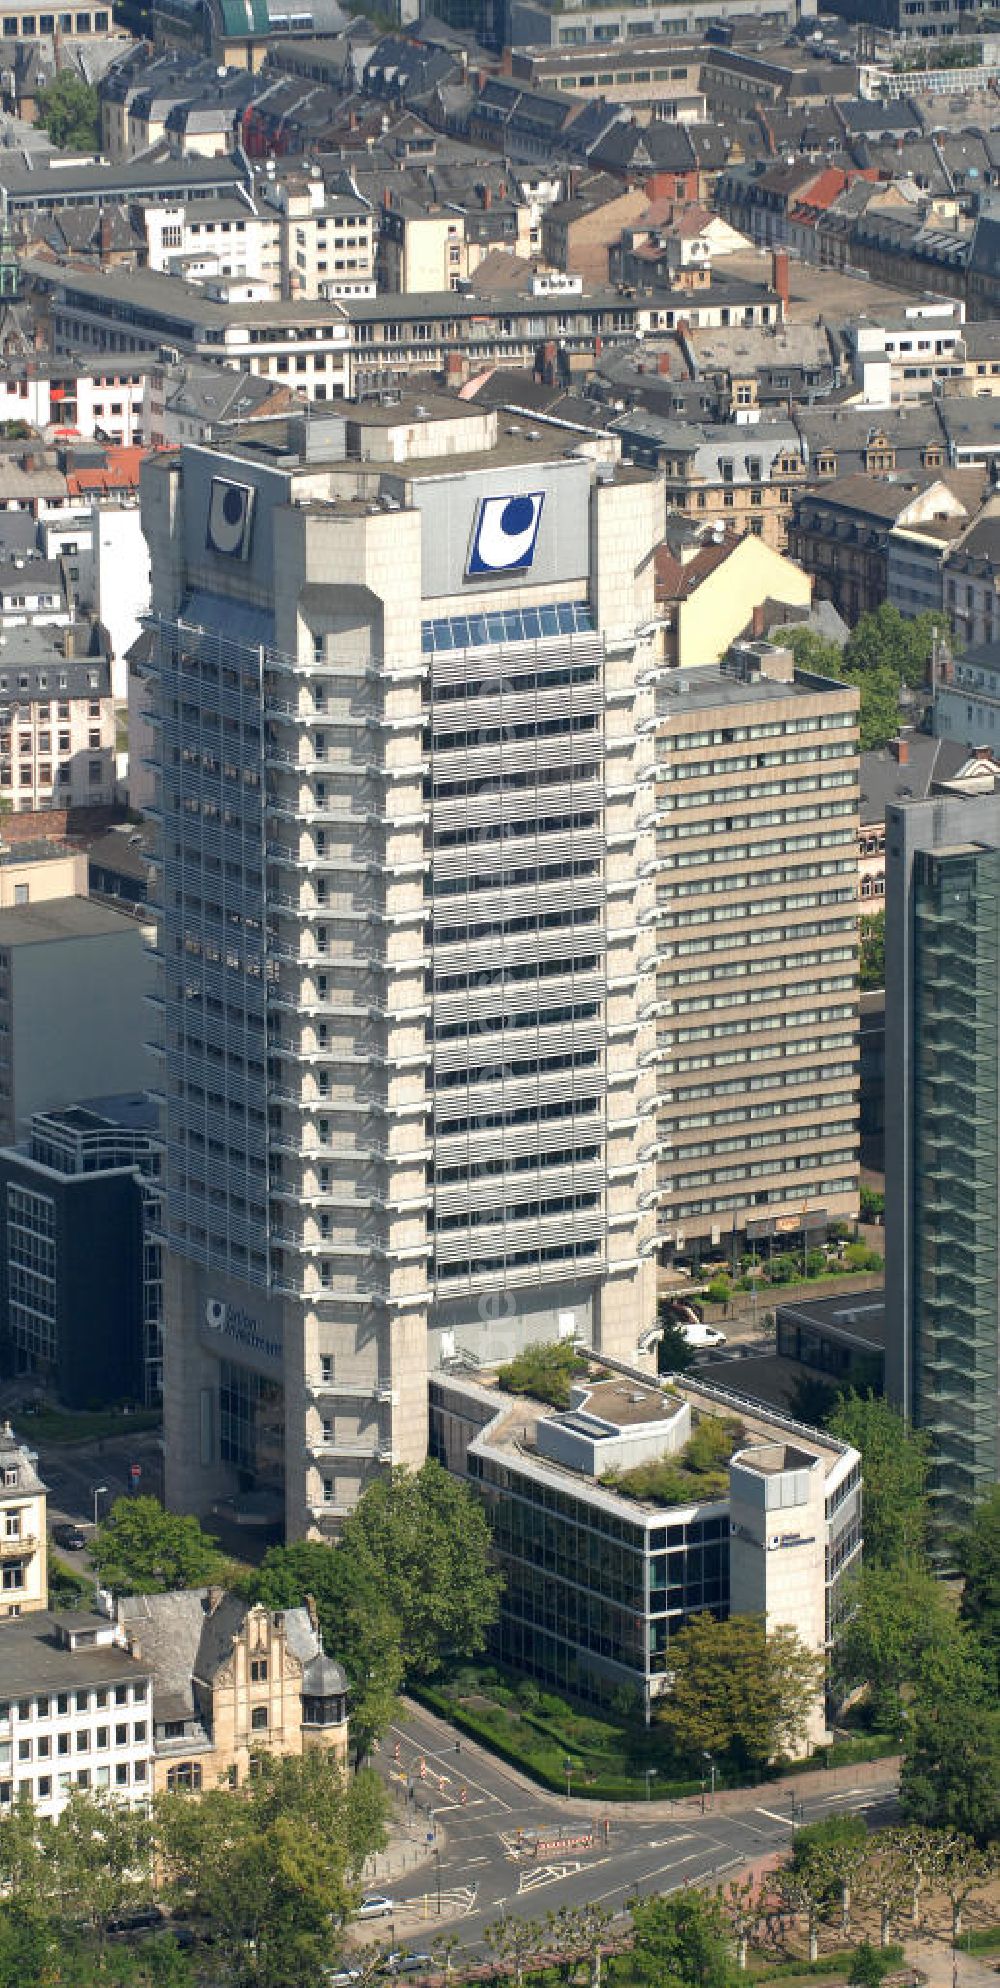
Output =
[
  {"x1": 18, "y1": 1424, "x2": 165, "y2": 1579},
  {"x1": 373, "y1": 1702, "x2": 898, "y2": 1957}
]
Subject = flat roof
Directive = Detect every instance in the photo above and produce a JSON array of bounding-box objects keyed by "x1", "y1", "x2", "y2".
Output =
[
  {"x1": 775, "y1": 1288, "x2": 887, "y2": 1350},
  {"x1": 656, "y1": 660, "x2": 852, "y2": 714},
  {"x1": 0, "y1": 1613, "x2": 149, "y2": 1697},
  {"x1": 0, "y1": 897, "x2": 142, "y2": 947},
  {"x1": 575, "y1": 1377, "x2": 679, "y2": 1427}
]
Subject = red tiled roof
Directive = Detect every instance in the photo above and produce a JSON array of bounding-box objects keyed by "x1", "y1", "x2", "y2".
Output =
[
  {"x1": 654, "y1": 531, "x2": 742, "y2": 602},
  {"x1": 66, "y1": 444, "x2": 151, "y2": 497}
]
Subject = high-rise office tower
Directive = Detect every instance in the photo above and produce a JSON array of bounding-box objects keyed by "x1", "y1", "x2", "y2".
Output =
[
  {"x1": 651, "y1": 645, "x2": 860, "y2": 1267},
  {"x1": 885, "y1": 790, "x2": 1000, "y2": 1534},
  {"x1": 140, "y1": 399, "x2": 661, "y2": 1537}
]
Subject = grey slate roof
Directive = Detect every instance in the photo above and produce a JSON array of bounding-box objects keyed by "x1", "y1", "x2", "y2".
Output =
[{"x1": 859, "y1": 733, "x2": 991, "y2": 824}]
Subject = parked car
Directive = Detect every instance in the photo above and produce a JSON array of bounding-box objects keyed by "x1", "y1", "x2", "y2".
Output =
[
  {"x1": 108, "y1": 1907, "x2": 164, "y2": 1935},
  {"x1": 679, "y1": 1321, "x2": 726, "y2": 1349},
  {"x1": 357, "y1": 1895, "x2": 395, "y2": 1921},
  {"x1": 52, "y1": 1522, "x2": 87, "y2": 1551}
]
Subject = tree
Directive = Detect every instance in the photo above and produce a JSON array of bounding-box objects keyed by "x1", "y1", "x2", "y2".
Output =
[
  {"x1": 886, "y1": 1827, "x2": 946, "y2": 1934},
  {"x1": 656, "y1": 1614, "x2": 824, "y2": 1769},
  {"x1": 248, "y1": 1539, "x2": 404, "y2": 1753},
  {"x1": 155, "y1": 1750, "x2": 386, "y2": 1988},
  {"x1": 624, "y1": 1889, "x2": 736, "y2": 1988},
  {"x1": 484, "y1": 1912, "x2": 549, "y2": 1988},
  {"x1": 833, "y1": 1563, "x2": 966, "y2": 1736},
  {"x1": 860, "y1": 912, "x2": 885, "y2": 992},
  {"x1": 720, "y1": 1877, "x2": 769, "y2": 1970},
  {"x1": 656, "y1": 1311, "x2": 697, "y2": 1376},
  {"x1": 855, "y1": 1840, "x2": 909, "y2": 1949},
  {"x1": 934, "y1": 1836, "x2": 998, "y2": 1943},
  {"x1": 849, "y1": 1942, "x2": 893, "y2": 1988},
  {"x1": 776, "y1": 1867, "x2": 825, "y2": 1965},
  {"x1": 334, "y1": 1460, "x2": 503, "y2": 1681},
  {"x1": 35, "y1": 73, "x2": 99, "y2": 150},
  {"x1": 782, "y1": 627, "x2": 843, "y2": 678},
  {"x1": 90, "y1": 1496, "x2": 228, "y2": 1594},
  {"x1": 54, "y1": 1788, "x2": 155, "y2": 1947},
  {"x1": 958, "y1": 1486, "x2": 1000, "y2": 1674},
  {"x1": 842, "y1": 605, "x2": 947, "y2": 692},
  {"x1": 545, "y1": 1905, "x2": 615, "y2": 1988},
  {"x1": 901, "y1": 1669, "x2": 1000, "y2": 1845},
  {"x1": 789, "y1": 1815, "x2": 868, "y2": 1940},
  {"x1": 827, "y1": 1394, "x2": 931, "y2": 1570}
]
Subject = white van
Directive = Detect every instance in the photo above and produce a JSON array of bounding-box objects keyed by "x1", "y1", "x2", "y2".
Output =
[{"x1": 679, "y1": 1320, "x2": 726, "y2": 1349}]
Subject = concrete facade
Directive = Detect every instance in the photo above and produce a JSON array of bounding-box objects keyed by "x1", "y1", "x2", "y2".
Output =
[
  {"x1": 140, "y1": 402, "x2": 662, "y2": 1539},
  {"x1": 0, "y1": 899, "x2": 152, "y2": 1147},
  {"x1": 0, "y1": 1423, "x2": 47, "y2": 1621},
  {"x1": 651, "y1": 646, "x2": 860, "y2": 1263}
]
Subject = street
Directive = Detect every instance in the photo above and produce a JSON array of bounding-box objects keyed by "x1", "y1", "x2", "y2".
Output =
[{"x1": 370, "y1": 1701, "x2": 899, "y2": 1955}]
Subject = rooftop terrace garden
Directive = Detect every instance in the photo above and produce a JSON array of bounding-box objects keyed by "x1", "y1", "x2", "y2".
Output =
[
  {"x1": 601, "y1": 1412, "x2": 745, "y2": 1507},
  {"x1": 496, "y1": 1339, "x2": 593, "y2": 1410}
]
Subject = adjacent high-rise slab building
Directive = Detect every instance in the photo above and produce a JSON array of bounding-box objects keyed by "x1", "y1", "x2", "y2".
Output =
[
  {"x1": 650, "y1": 645, "x2": 861, "y2": 1267},
  {"x1": 885, "y1": 789, "x2": 1000, "y2": 1534},
  {"x1": 140, "y1": 397, "x2": 662, "y2": 1537}
]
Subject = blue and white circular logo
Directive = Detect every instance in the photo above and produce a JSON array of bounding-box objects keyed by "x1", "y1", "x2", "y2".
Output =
[{"x1": 468, "y1": 491, "x2": 545, "y2": 575}]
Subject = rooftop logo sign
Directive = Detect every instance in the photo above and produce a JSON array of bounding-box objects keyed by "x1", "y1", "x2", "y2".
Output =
[
  {"x1": 207, "y1": 476, "x2": 256, "y2": 561},
  {"x1": 467, "y1": 492, "x2": 544, "y2": 576}
]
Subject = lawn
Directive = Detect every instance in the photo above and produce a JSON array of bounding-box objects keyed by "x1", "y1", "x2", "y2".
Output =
[
  {"x1": 417, "y1": 1665, "x2": 698, "y2": 1800},
  {"x1": 417, "y1": 1665, "x2": 900, "y2": 1802},
  {"x1": 20, "y1": 1405, "x2": 161, "y2": 1445}
]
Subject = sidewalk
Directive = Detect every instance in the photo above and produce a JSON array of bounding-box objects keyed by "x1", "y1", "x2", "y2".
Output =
[
  {"x1": 398, "y1": 1698, "x2": 899, "y2": 1822},
  {"x1": 904, "y1": 1936, "x2": 1000, "y2": 1988},
  {"x1": 361, "y1": 1814, "x2": 445, "y2": 1889}
]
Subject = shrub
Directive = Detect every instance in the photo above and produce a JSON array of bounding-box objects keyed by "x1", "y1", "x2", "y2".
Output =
[{"x1": 497, "y1": 1340, "x2": 589, "y2": 1409}]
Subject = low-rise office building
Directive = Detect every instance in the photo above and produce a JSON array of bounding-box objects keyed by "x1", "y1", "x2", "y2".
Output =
[
  {"x1": 0, "y1": 1611, "x2": 153, "y2": 1817},
  {"x1": 0, "y1": 1422, "x2": 46, "y2": 1621},
  {"x1": 430, "y1": 1357, "x2": 861, "y2": 1743},
  {"x1": 0, "y1": 898, "x2": 152, "y2": 1147},
  {"x1": 0, "y1": 1095, "x2": 162, "y2": 1409}
]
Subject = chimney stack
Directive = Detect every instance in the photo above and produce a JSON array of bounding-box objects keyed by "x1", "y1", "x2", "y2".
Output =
[
  {"x1": 771, "y1": 249, "x2": 790, "y2": 318},
  {"x1": 657, "y1": 350, "x2": 671, "y2": 376},
  {"x1": 890, "y1": 737, "x2": 909, "y2": 765}
]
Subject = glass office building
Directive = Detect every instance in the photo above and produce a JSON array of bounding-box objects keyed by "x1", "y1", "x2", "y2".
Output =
[{"x1": 911, "y1": 844, "x2": 1000, "y2": 1528}]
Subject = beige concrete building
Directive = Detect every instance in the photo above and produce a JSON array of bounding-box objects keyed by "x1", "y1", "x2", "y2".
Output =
[
  {"x1": 651, "y1": 642, "x2": 860, "y2": 1264},
  {"x1": 117, "y1": 1590, "x2": 348, "y2": 1793},
  {"x1": 0, "y1": 1422, "x2": 47, "y2": 1620},
  {"x1": 654, "y1": 528, "x2": 812, "y2": 670},
  {"x1": 0, "y1": 840, "x2": 87, "y2": 909},
  {"x1": 140, "y1": 397, "x2": 662, "y2": 1540}
]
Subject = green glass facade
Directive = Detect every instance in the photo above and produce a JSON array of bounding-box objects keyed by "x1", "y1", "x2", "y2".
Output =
[{"x1": 912, "y1": 845, "x2": 1000, "y2": 1532}]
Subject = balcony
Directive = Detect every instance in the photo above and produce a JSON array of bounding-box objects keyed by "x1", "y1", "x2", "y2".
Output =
[
  {"x1": 307, "y1": 1375, "x2": 397, "y2": 1404},
  {"x1": 0, "y1": 1533, "x2": 34, "y2": 1558}
]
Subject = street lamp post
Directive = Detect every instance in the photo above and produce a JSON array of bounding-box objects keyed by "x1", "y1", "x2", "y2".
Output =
[
  {"x1": 702, "y1": 1752, "x2": 716, "y2": 1809},
  {"x1": 92, "y1": 1484, "x2": 107, "y2": 1530},
  {"x1": 434, "y1": 1847, "x2": 441, "y2": 1916},
  {"x1": 645, "y1": 1768, "x2": 657, "y2": 1802}
]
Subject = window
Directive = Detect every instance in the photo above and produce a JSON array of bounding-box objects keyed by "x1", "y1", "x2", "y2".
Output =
[
  {"x1": 166, "y1": 1762, "x2": 202, "y2": 1793},
  {"x1": 250, "y1": 1706, "x2": 268, "y2": 1732},
  {"x1": 250, "y1": 1658, "x2": 268, "y2": 1683}
]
